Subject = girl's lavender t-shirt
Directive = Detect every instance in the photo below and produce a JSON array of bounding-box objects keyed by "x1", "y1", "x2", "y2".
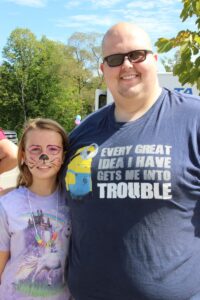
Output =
[{"x1": 0, "y1": 186, "x2": 72, "y2": 300}]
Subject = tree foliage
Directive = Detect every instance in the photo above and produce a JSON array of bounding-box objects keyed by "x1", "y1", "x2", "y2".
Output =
[
  {"x1": 160, "y1": 51, "x2": 181, "y2": 72},
  {"x1": 68, "y1": 32, "x2": 104, "y2": 88},
  {"x1": 0, "y1": 28, "x2": 99, "y2": 135},
  {"x1": 155, "y1": 0, "x2": 200, "y2": 90}
]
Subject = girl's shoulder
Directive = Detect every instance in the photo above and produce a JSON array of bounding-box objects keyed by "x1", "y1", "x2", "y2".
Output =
[
  {"x1": 0, "y1": 186, "x2": 17, "y2": 197},
  {"x1": 0, "y1": 186, "x2": 26, "y2": 206}
]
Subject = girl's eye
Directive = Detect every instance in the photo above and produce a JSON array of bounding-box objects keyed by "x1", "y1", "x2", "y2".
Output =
[
  {"x1": 27, "y1": 145, "x2": 62, "y2": 155},
  {"x1": 28, "y1": 146, "x2": 42, "y2": 155},
  {"x1": 47, "y1": 145, "x2": 62, "y2": 155}
]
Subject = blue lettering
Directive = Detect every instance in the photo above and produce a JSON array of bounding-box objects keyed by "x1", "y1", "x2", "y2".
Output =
[
  {"x1": 174, "y1": 88, "x2": 184, "y2": 92},
  {"x1": 174, "y1": 87, "x2": 193, "y2": 94},
  {"x1": 184, "y1": 88, "x2": 193, "y2": 94}
]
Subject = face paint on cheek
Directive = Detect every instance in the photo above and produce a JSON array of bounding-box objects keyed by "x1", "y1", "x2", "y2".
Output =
[
  {"x1": 50, "y1": 157, "x2": 63, "y2": 168},
  {"x1": 25, "y1": 155, "x2": 39, "y2": 169},
  {"x1": 25, "y1": 150, "x2": 63, "y2": 169}
]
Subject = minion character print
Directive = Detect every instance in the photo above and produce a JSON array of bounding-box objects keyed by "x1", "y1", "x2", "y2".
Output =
[{"x1": 65, "y1": 143, "x2": 98, "y2": 198}]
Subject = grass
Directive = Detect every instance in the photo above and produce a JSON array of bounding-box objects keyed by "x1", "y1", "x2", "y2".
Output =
[{"x1": 16, "y1": 282, "x2": 65, "y2": 297}]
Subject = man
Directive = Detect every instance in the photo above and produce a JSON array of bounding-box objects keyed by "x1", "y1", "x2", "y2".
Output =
[
  {"x1": 65, "y1": 22, "x2": 200, "y2": 300},
  {"x1": 0, "y1": 129, "x2": 18, "y2": 175}
]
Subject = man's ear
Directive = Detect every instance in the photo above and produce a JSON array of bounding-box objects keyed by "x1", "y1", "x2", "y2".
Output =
[
  {"x1": 100, "y1": 63, "x2": 104, "y2": 74},
  {"x1": 153, "y1": 53, "x2": 158, "y2": 61}
]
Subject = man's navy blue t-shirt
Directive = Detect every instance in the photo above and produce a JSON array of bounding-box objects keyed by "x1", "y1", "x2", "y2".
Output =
[{"x1": 65, "y1": 88, "x2": 200, "y2": 300}]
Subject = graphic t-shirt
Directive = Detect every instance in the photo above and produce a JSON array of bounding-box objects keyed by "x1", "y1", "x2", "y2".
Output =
[
  {"x1": 65, "y1": 88, "x2": 200, "y2": 300},
  {"x1": 0, "y1": 186, "x2": 72, "y2": 300}
]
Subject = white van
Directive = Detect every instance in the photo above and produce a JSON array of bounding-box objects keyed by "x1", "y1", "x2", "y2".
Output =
[{"x1": 3, "y1": 130, "x2": 18, "y2": 144}]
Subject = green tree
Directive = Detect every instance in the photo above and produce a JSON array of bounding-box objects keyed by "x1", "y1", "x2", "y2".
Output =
[
  {"x1": 2, "y1": 28, "x2": 40, "y2": 125},
  {"x1": 0, "y1": 28, "x2": 91, "y2": 134},
  {"x1": 161, "y1": 51, "x2": 181, "y2": 72},
  {"x1": 155, "y1": 0, "x2": 200, "y2": 90},
  {"x1": 0, "y1": 64, "x2": 21, "y2": 131},
  {"x1": 68, "y1": 32, "x2": 104, "y2": 88}
]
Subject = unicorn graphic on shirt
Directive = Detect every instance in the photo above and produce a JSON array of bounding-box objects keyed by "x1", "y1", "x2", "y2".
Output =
[
  {"x1": 15, "y1": 245, "x2": 65, "y2": 286},
  {"x1": 13, "y1": 219, "x2": 71, "y2": 296}
]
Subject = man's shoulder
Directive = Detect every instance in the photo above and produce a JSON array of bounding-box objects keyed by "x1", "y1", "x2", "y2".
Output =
[
  {"x1": 163, "y1": 88, "x2": 200, "y2": 110},
  {"x1": 83, "y1": 104, "x2": 113, "y2": 123},
  {"x1": 70, "y1": 104, "x2": 113, "y2": 138},
  {"x1": 164, "y1": 88, "x2": 200, "y2": 102}
]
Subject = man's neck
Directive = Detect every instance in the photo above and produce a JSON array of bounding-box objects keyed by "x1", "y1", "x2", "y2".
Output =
[{"x1": 114, "y1": 87, "x2": 162, "y2": 122}]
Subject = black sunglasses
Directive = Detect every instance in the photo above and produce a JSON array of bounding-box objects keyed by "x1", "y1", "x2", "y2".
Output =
[{"x1": 103, "y1": 49, "x2": 153, "y2": 67}]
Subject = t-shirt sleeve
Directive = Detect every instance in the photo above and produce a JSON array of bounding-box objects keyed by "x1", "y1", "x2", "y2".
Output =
[{"x1": 0, "y1": 202, "x2": 10, "y2": 251}]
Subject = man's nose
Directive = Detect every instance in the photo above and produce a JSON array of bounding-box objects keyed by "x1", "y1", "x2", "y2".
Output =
[{"x1": 122, "y1": 56, "x2": 134, "y2": 68}]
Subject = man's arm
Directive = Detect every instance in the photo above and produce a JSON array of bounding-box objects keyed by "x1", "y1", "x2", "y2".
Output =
[{"x1": 0, "y1": 139, "x2": 18, "y2": 174}]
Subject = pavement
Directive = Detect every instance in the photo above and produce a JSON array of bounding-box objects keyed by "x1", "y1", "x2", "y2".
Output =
[{"x1": 0, "y1": 167, "x2": 19, "y2": 190}]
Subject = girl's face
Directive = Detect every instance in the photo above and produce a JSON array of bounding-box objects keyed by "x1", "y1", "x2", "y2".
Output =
[{"x1": 24, "y1": 128, "x2": 64, "y2": 183}]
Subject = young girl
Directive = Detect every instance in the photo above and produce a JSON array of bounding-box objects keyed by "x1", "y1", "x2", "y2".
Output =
[{"x1": 0, "y1": 118, "x2": 72, "y2": 300}]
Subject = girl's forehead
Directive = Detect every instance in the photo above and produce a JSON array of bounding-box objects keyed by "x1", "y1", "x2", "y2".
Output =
[{"x1": 25, "y1": 128, "x2": 62, "y2": 145}]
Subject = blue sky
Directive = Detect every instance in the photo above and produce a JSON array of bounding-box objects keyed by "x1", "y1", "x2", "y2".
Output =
[{"x1": 0, "y1": 0, "x2": 197, "y2": 71}]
